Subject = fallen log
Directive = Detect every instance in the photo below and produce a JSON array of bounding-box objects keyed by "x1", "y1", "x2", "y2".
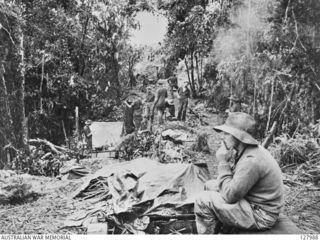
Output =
[
  {"x1": 28, "y1": 138, "x2": 74, "y2": 155},
  {"x1": 188, "y1": 107, "x2": 209, "y2": 125},
  {"x1": 28, "y1": 138, "x2": 60, "y2": 154},
  {"x1": 54, "y1": 144, "x2": 74, "y2": 154}
]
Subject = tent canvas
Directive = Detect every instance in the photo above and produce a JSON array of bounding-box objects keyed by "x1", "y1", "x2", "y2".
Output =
[
  {"x1": 73, "y1": 158, "x2": 210, "y2": 215},
  {"x1": 90, "y1": 122, "x2": 123, "y2": 149}
]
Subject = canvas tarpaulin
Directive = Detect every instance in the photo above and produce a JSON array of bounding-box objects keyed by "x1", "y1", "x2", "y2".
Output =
[
  {"x1": 72, "y1": 158, "x2": 210, "y2": 216},
  {"x1": 90, "y1": 122, "x2": 123, "y2": 149}
]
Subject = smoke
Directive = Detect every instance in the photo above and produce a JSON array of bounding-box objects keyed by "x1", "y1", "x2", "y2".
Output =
[{"x1": 213, "y1": 0, "x2": 278, "y2": 63}]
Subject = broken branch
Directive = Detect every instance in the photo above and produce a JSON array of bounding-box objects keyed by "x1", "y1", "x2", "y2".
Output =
[
  {"x1": 188, "y1": 107, "x2": 209, "y2": 125},
  {"x1": 28, "y1": 138, "x2": 73, "y2": 155},
  {"x1": 262, "y1": 121, "x2": 278, "y2": 149}
]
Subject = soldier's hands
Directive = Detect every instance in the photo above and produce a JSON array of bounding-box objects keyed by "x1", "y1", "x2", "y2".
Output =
[{"x1": 216, "y1": 141, "x2": 233, "y2": 162}]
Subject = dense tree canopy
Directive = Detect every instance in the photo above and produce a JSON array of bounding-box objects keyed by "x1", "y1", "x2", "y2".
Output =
[
  {"x1": 0, "y1": 0, "x2": 143, "y2": 164},
  {"x1": 158, "y1": 0, "x2": 320, "y2": 137},
  {"x1": 1, "y1": 0, "x2": 320, "y2": 165}
]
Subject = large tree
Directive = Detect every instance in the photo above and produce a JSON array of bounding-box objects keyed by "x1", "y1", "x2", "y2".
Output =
[
  {"x1": 212, "y1": 0, "x2": 320, "y2": 136},
  {"x1": 161, "y1": 0, "x2": 223, "y2": 96},
  {"x1": 0, "y1": 0, "x2": 141, "y2": 165}
]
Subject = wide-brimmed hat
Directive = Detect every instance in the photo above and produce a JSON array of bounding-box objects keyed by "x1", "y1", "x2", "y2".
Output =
[
  {"x1": 229, "y1": 95, "x2": 240, "y2": 102},
  {"x1": 213, "y1": 112, "x2": 258, "y2": 145},
  {"x1": 85, "y1": 120, "x2": 92, "y2": 125},
  {"x1": 167, "y1": 76, "x2": 177, "y2": 83},
  {"x1": 165, "y1": 98, "x2": 174, "y2": 105}
]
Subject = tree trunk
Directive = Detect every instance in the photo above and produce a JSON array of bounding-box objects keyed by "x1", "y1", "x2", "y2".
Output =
[
  {"x1": 0, "y1": 49, "x2": 17, "y2": 166},
  {"x1": 277, "y1": 82, "x2": 297, "y2": 132},
  {"x1": 190, "y1": 52, "x2": 196, "y2": 97},
  {"x1": 200, "y1": 54, "x2": 203, "y2": 87},
  {"x1": 40, "y1": 53, "x2": 44, "y2": 114},
  {"x1": 79, "y1": 15, "x2": 90, "y2": 76},
  {"x1": 253, "y1": 77, "x2": 257, "y2": 117},
  {"x1": 112, "y1": 55, "x2": 121, "y2": 100},
  {"x1": 103, "y1": 44, "x2": 121, "y2": 101},
  {"x1": 184, "y1": 57, "x2": 193, "y2": 93},
  {"x1": 229, "y1": 77, "x2": 233, "y2": 109},
  {"x1": 265, "y1": 77, "x2": 275, "y2": 134},
  {"x1": 17, "y1": 27, "x2": 28, "y2": 149},
  {"x1": 75, "y1": 106, "x2": 79, "y2": 141},
  {"x1": 0, "y1": 62, "x2": 15, "y2": 145},
  {"x1": 219, "y1": 0, "x2": 224, "y2": 9},
  {"x1": 262, "y1": 121, "x2": 278, "y2": 149},
  {"x1": 311, "y1": 84, "x2": 316, "y2": 124},
  {"x1": 195, "y1": 52, "x2": 201, "y2": 89}
]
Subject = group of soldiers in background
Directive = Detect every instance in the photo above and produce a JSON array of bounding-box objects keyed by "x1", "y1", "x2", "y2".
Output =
[
  {"x1": 151, "y1": 75, "x2": 192, "y2": 125},
  {"x1": 121, "y1": 75, "x2": 193, "y2": 136},
  {"x1": 83, "y1": 74, "x2": 242, "y2": 151}
]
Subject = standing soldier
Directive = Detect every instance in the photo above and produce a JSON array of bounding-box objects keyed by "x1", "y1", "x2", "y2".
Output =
[
  {"x1": 151, "y1": 76, "x2": 178, "y2": 125},
  {"x1": 142, "y1": 74, "x2": 149, "y2": 92},
  {"x1": 133, "y1": 98, "x2": 143, "y2": 132},
  {"x1": 151, "y1": 82, "x2": 167, "y2": 125},
  {"x1": 83, "y1": 120, "x2": 93, "y2": 152},
  {"x1": 121, "y1": 98, "x2": 135, "y2": 136},
  {"x1": 129, "y1": 70, "x2": 136, "y2": 89},
  {"x1": 166, "y1": 76, "x2": 178, "y2": 119},
  {"x1": 177, "y1": 80, "x2": 191, "y2": 121},
  {"x1": 229, "y1": 95, "x2": 241, "y2": 112},
  {"x1": 141, "y1": 86, "x2": 155, "y2": 131},
  {"x1": 121, "y1": 97, "x2": 143, "y2": 136}
]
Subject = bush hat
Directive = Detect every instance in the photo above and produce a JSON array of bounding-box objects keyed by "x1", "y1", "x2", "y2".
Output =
[
  {"x1": 85, "y1": 120, "x2": 92, "y2": 125},
  {"x1": 165, "y1": 98, "x2": 174, "y2": 105},
  {"x1": 213, "y1": 112, "x2": 258, "y2": 145},
  {"x1": 167, "y1": 76, "x2": 177, "y2": 83},
  {"x1": 229, "y1": 95, "x2": 240, "y2": 102}
]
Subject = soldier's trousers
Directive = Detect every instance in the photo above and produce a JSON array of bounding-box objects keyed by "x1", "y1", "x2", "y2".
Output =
[{"x1": 194, "y1": 180, "x2": 279, "y2": 234}]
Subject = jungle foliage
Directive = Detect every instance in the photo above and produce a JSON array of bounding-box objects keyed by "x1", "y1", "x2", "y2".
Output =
[
  {"x1": 1, "y1": 0, "x2": 320, "y2": 166},
  {"x1": 0, "y1": 0, "x2": 144, "y2": 162},
  {"x1": 160, "y1": 0, "x2": 320, "y2": 138}
]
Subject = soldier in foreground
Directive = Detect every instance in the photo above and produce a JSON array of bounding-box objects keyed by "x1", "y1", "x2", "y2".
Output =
[{"x1": 195, "y1": 112, "x2": 284, "y2": 233}]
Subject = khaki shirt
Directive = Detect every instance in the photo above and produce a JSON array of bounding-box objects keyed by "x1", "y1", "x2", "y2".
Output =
[{"x1": 217, "y1": 145, "x2": 284, "y2": 214}]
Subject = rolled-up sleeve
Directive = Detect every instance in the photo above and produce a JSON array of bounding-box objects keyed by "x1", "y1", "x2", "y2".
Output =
[{"x1": 217, "y1": 157, "x2": 260, "y2": 204}]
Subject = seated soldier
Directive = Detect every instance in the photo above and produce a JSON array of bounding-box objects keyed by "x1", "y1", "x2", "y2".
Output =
[{"x1": 194, "y1": 112, "x2": 284, "y2": 234}]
